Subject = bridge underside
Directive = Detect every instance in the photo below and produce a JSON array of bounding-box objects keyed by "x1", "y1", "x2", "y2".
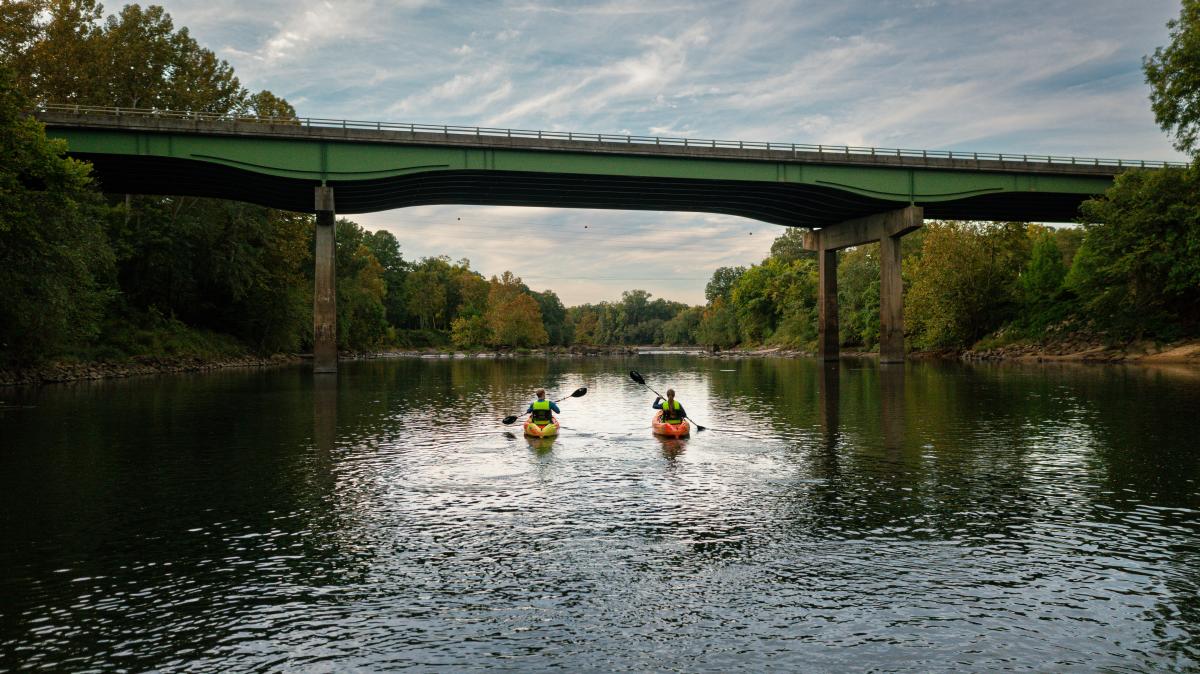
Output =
[
  {"x1": 75, "y1": 153, "x2": 1091, "y2": 227},
  {"x1": 71, "y1": 150, "x2": 1102, "y2": 373}
]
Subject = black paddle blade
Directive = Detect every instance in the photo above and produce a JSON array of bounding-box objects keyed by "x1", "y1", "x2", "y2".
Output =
[
  {"x1": 629, "y1": 370, "x2": 645, "y2": 385},
  {"x1": 501, "y1": 415, "x2": 519, "y2": 425},
  {"x1": 571, "y1": 387, "x2": 588, "y2": 398}
]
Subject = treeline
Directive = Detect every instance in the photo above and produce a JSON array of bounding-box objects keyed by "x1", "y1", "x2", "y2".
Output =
[
  {"x1": 305, "y1": 224, "x2": 569, "y2": 352},
  {"x1": 1, "y1": 1, "x2": 317, "y2": 365},
  {"x1": 568, "y1": 196, "x2": 1198, "y2": 351},
  {"x1": 4, "y1": 1, "x2": 1199, "y2": 366},
  {"x1": 568, "y1": 291, "x2": 697, "y2": 346},
  {"x1": 2, "y1": 70, "x2": 568, "y2": 363},
  {"x1": 0, "y1": 1, "x2": 569, "y2": 366},
  {"x1": 563, "y1": 0, "x2": 1200, "y2": 351}
]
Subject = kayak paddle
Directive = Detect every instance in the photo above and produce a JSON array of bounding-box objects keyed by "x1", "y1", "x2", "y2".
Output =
[
  {"x1": 501, "y1": 387, "x2": 588, "y2": 425},
  {"x1": 628, "y1": 370, "x2": 706, "y2": 431}
]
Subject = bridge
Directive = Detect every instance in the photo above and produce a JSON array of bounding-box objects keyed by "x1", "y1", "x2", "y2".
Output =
[{"x1": 35, "y1": 105, "x2": 1182, "y2": 372}]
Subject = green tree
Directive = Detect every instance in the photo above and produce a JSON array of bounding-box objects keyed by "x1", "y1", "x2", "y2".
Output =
[
  {"x1": 730, "y1": 264, "x2": 775, "y2": 343},
  {"x1": 568, "y1": 305, "x2": 600, "y2": 344},
  {"x1": 485, "y1": 271, "x2": 547, "y2": 347},
  {"x1": 1145, "y1": 0, "x2": 1200, "y2": 155},
  {"x1": 1022, "y1": 229, "x2": 1068, "y2": 304},
  {"x1": 0, "y1": 68, "x2": 114, "y2": 364},
  {"x1": 617, "y1": 289, "x2": 652, "y2": 329},
  {"x1": 450, "y1": 315, "x2": 490, "y2": 348},
  {"x1": 1053, "y1": 226, "x2": 1085, "y2": 269},
  {"x1": 0, "y1": 2, "x2": 45, "y2": 95},
  {"x1": 837, "y1": 244, "x2": 880, "y2": 348},
  {"x1": 768, "y1": 256, "x2": 819, "y2": 347},
  {"x1": 406, "y1": 270, "x2": 446, "y2": 330},
  {"x1": 906, "y1": 221, "x2": 1031, "y2": 348},
  {"x1": 0, "y1": 0, "x2": 105, "y2": 104},
  {"x1": 1070, "y1": 167, "x2": 1200, "y2": 338},
  {"x1": 696, "y1": 296, "x2": 739, "y2": 348},
  {"x1": 403, "y1": 256, "x2": 460, "y2": 330},
  {"x1": 3, "y1": 2, "x2": 246, "y2": 112},
  {"x1": 362, "y1": 229, "x2": 409, "y2": 328},
  {"x1": 99, "y1": 4, "x2": 244, "y2": 112},
  {"x1": 662, "y1": 306, "x2": 703, "y2": 345},
  {"x1": 705, "y1": 266, "x2": 745, "y2": 303},
  {"x1": 768, "y1": 227, "x2": 814, "y2": 264},
  {"x1": 344, "y1": 244, "x2": 388, "y2": 349},
  {"x1": 531, "y1": 289, "x2": 568, "y2": 345},
  {"x1": 453, "y1": 265, "x2": 489, "y2": 317},
  {"x1": 1, "y1": 1, "x2": 314, "y2": 361},
  {"x1": 331, "y1": 219, "x2": 388, "y2": 350},
  {"x1": 247, "y1": 89, "x2": 297, "y2": 120}
]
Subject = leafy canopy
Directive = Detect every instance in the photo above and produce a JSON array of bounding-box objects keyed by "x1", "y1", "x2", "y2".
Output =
[{"x1": 1145, "y1": 0, "x2": 1200, "y2": 155}]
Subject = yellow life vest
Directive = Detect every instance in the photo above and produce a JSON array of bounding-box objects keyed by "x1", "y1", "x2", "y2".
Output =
[
  {"x1": 661, "y1": 399, "x2": 683, "y2": 424},
  {"x1": 531, "y1": 399, "x2": 552, "y2": 426}
]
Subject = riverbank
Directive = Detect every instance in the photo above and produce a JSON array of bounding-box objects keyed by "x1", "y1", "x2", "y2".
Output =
[
  {"x1": 0, "y1": 354, "x2": 301, "y2": 387},
  {"x1": 349, "y1": 345, "x2": 642, "y2": 359},
  {"x1": 953, "y1": 337, "x2": 1200, "y2": 364},
  {"x1": 694, "y1": 339, "x2": 1200, "y2": 364},
  {"x1": 7, "y1": 338, "x2": 1198, "y2": 388},
  {"x1": 0, "y1": 347, "x2": 642, "y2": 386},
  {"x1": 360, "y1": 339, "x2": 1200, "y2": 364}
]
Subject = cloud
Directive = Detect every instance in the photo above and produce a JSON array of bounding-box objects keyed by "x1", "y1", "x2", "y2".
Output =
[
  {"x1": 261, "y1": 1, "x2": 381, "y2": 62},
  {"x1": 138, "y1": 0, "x2": 1186, "y2": 302},
  {"x1": 481, "y1": 21, "x2": 711, "y2": 127},
  {"x1": 355, "y1": 206, "x2": 773, "y2": 305},
  {"x1": 389, "y1": 66, "x2": 515, "y2": 117}
]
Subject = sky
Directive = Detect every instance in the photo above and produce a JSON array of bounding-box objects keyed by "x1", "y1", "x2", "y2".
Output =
[{"x1": 146, "y1": 0, "x2": 1185, "y2": 305}]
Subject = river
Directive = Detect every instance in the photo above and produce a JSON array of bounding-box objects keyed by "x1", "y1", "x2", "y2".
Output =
[{"x1": 2, "y1": 356, "x2": 1198, "y2": 671}]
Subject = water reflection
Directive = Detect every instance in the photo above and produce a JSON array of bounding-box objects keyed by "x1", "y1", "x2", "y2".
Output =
[
  {"x1": 655, "y1": 436, "x2": 688, "y2": 459},
  {"x1": 525, "y1": 435, "x2": 557, "y2": 455},
  {"x1": 880, "y1": 363, "x2": 904, "y2": 451},
  {"x1": 2, "y1": 358, "x2": 1200, "y2": 671},
  {"x1": 818, "y1": 361, "x2": 840, "y2": 450},
  {"x1": 313, "y1": 369, "x2": 338, "y2": 454}
]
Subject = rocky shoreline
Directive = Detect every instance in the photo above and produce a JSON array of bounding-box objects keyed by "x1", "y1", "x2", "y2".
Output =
[
  {"x1": 348, "y1": 345, "x2": 644, "y2": 360},
  {"x1": 708, "y1": 340, "x2": 1200, "y2": 364},
  {"x1": 6, "y1": 339, "x2": 1198, "y2": 388},
  {"x1": 0, "y1": 347, "x2": 645, "y2": 387},
  {"x1": 0, "y1": 354, "x2": 301, "y2": 387},
  {"x1": 955, "y1": 338, "x2": 1200, "y2": 364}
]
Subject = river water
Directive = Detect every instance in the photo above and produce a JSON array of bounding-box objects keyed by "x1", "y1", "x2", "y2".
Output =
[{"x1": 2, "y1": 356, "x2": 1199, "y2": 672}]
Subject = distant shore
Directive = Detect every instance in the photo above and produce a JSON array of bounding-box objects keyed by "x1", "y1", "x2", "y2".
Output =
[
  {"x1": 5, "y1": 338, "x2": 1199, "y2": 388},
  {"x1": 0, "y1": 354, "x2": 301, "y2": 388},
  {"x1": 710, "y1": 338, "x2": 1200, "y2": 365}
]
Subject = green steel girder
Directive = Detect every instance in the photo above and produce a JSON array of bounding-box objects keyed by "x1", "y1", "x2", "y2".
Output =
[{"x1": 44, "y1": 124, "x2": 1119, "y2": 226}]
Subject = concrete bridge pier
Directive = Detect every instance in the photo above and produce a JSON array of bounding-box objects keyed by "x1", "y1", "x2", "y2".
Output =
[
  {"x1": 804, "y1": 206, "x2": 924, "y2": 363},
  {"x1": 313, "y1": 186, "x2": 337, "y2": 374}
]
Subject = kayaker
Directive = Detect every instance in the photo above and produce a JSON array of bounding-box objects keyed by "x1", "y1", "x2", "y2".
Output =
[
  {"x1": 653, "y1": 389, "x2": 686, "y2": 424},
  {"x1": 527, "y1": 389, "x2": 561, "y2": 427}
]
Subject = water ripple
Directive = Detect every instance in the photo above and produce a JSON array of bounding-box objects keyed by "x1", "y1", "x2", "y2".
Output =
[{"x1": 2, "y1": 358, "x2": 1199, "y2": 671}]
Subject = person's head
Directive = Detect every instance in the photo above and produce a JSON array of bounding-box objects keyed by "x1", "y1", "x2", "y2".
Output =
[
  {"x1": 666, "y1": 388, "x2": 675, "y2": 399},
  {"x1": 536, "y1": 389, "x2": 546, "y2": 399}
]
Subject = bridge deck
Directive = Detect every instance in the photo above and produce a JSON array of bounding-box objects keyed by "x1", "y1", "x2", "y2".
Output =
[
  {"x1": 35, "y1": 107, "x2": 1176, "y2": 225},
  {"x1": 37, "y1": 108, "x2": 1152, "y2": 176}
]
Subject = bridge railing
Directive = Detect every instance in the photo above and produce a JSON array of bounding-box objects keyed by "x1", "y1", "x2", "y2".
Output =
[{"x1": 36, "y1": 103, "x2": 1189, "y2": 170}]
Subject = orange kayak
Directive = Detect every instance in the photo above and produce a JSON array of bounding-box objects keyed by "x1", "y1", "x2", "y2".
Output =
[
  {"x1": 524, "y1": 416, "x2": 559, "y2": 438},
  {"x1": 652, "y1": 411, "x2": 689, "y2": 437}
]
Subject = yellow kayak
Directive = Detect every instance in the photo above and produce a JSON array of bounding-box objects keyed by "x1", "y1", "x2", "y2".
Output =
[{"x1": 524, "y1": 416, "x2": 559, "y2": 437}]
